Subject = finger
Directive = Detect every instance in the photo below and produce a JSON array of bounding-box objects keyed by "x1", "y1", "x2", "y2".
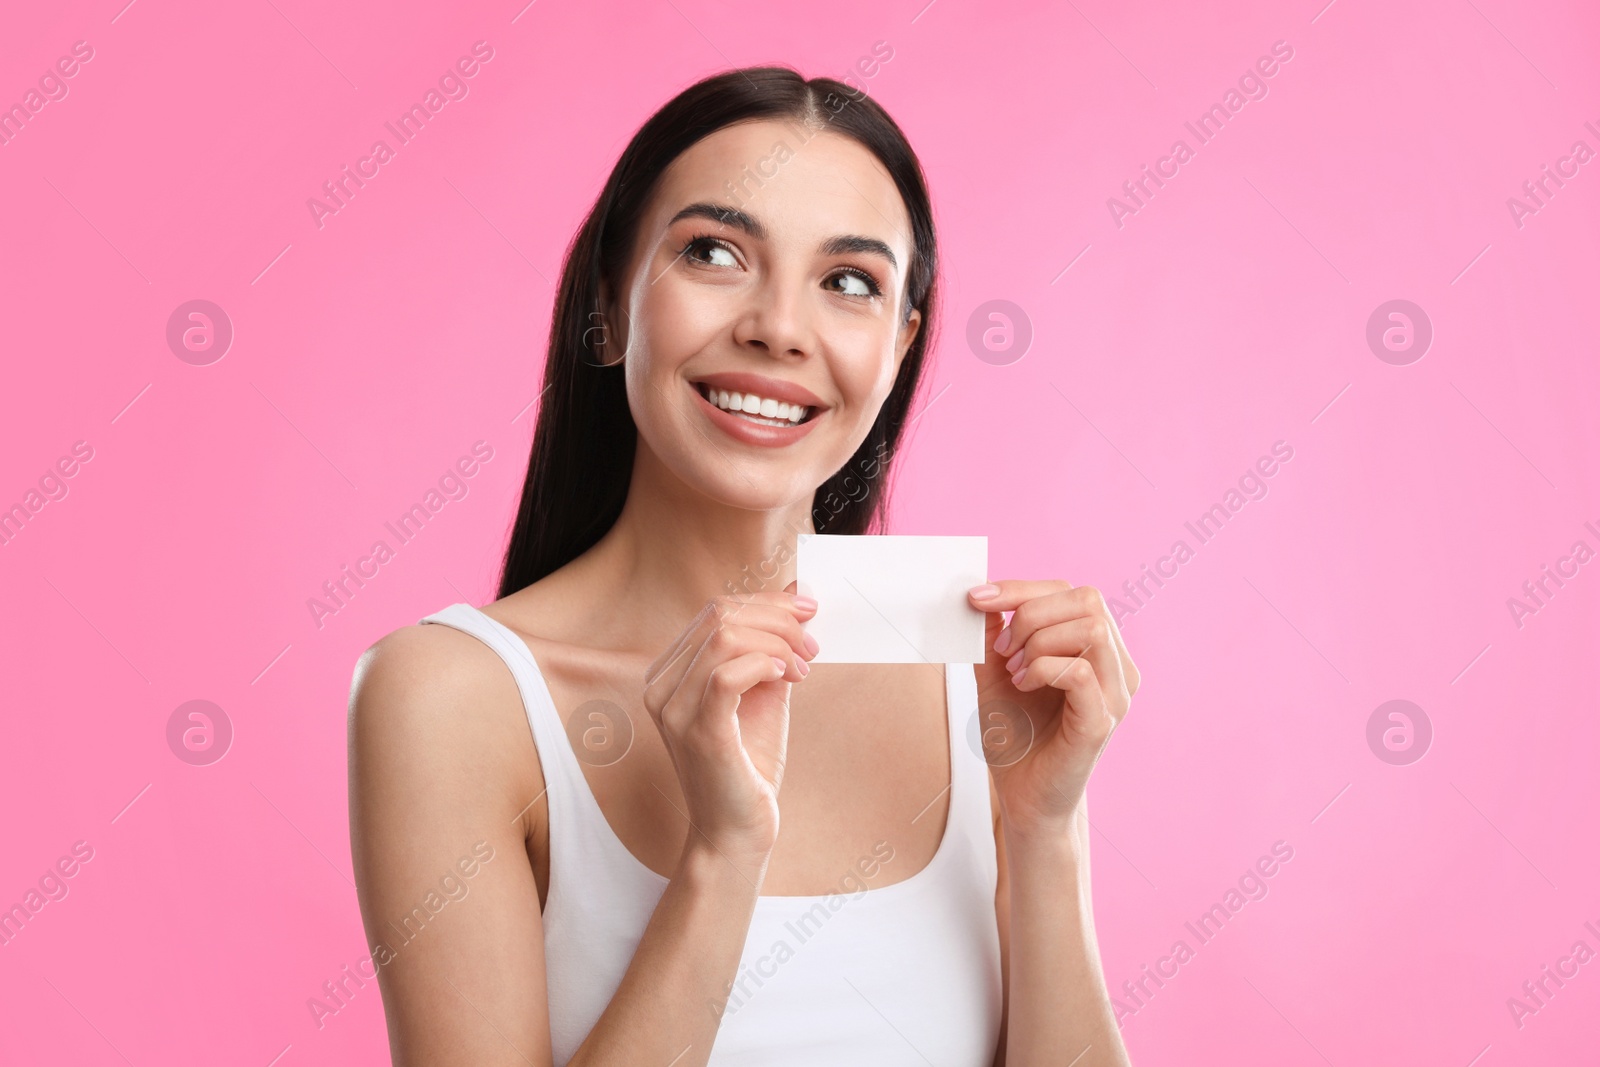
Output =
[
  {"x1": 973, "y1": 604, "x2": 1013, "y2": 701},
  {"x1": 707, "y1": 652, "x2": 793, "y2": 726},
  {"x1": 1060, "y1": 586, "x2": 1137, "y2": 696},
  {"x1": 661, "y1": 621, "x2": 804, "y2": 734},
  {"x1": 645, "y1": 600, "x2": 722, "y2": 694},
  {"x1": 662, "y1": 643, "x2": 787, "y2": 751},
  {"x1": 698, "y1": 620, "x2": 812, "y2": 682},
  {"x1": 725, "y1": 585, "x2": 816, "y2": 618},
  {"x1": 646, "y1": 595, "x2": 816, "y2": 692},
  {"x1": 1012, "y1": 654, "x2": 1116, "y2": 738},
  {"x1": 1061, "y1": 586, "x2": 1138, "y2": 696},
  {"x1": 967, "y1": 579, "x2": 1074, "y2": 614},
  {"x1": 716, "y1": 604, "x2": 818, "y2": 666},
  {"x1": 646, "y1": 612, "x2": 789, "y2": 729},
  {"x1": 720, "y1": 589, "x2": 818, "y2": 635},
  {"x1": 1003, "y1": 616, "x2": 1126, "y2": 700},
  {"x1": 980, "y1": 602, "x2": 1005, "y2": 659},
  {"x1": 1100, "y1": 606, "x2": 1139, "y2": 695},
  {"x1": 993, "y1": 586, "x2": 1097, "y2": 654},
  {"x1": 970, "y1": 580, "x2": 1071, "y2": 699},
  {"x1": 984, "y1": 583, "x2": 1137, "y2": 691}
]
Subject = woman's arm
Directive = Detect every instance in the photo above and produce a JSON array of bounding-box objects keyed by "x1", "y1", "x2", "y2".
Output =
[
  {"x1": 349, "y1": 593, "x2": 813, "y2": 1066},
  {"x1": 349, "y1": 625, "x2": 553, "y2": 1065},
  {"x1": 967, "y1": 581, "x2": 1140, "y2": 1067},
  {"x1": 996, "y1": 789, "x2": 1129, "y2": 1067},
  {"x1": 570, "y1": 841, "x2": 764, "y2": 1064},
  {"x1": 349, "y1": 626, "x2": 769, "y2": 1067}
]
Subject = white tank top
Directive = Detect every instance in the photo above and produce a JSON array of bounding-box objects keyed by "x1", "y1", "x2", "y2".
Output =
[{"x1": 420, "y1": 602, "x2": 1004, "y2": 1065}]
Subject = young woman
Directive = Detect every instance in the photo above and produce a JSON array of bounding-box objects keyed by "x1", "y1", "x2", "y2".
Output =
[{"x1": 348, "y1": 66, "x2": 1139, "y2": 1066}]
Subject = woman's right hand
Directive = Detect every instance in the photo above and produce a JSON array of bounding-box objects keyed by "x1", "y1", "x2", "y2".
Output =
[{"x1": 642, "y1": 581, "x2": 819, "y2": 871}]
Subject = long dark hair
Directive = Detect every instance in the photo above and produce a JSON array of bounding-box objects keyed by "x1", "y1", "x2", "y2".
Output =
[{"x1": 496, "y1": 66, "x2": 940, "y2": 600}]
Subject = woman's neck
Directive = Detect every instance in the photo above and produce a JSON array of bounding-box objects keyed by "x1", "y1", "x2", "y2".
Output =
[{"x1": 545, "y1": 447, "x2": 819, "y2": 654}]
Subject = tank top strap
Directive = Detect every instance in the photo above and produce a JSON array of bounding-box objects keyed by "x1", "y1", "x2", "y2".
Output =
[
  {"x1": 417, "y1": 602, "x2": 592, "y2": 814},
  {"x1": 419, "y1": 603, "x2": 671, "y2": 933},
  {"x1": 943, "y1": 660, "x2": 1000, "y2": 876}
]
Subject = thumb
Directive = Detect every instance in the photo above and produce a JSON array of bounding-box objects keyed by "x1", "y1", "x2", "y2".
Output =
[{"x1": 973, "y1": 602, "x2": 1012, "y2": 700}]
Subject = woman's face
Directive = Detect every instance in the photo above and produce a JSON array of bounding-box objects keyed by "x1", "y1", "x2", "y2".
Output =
[{"x1": 603, "y1": 117, "x2": 923, "y2": 512}]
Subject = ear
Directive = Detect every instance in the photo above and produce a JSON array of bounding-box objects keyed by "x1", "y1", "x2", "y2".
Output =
[
  {"x1": 893, "y1": 305, "x2": 922, "y2": 373},
  {"x1": 596, "y1": 279, "x2": 630, "y2": 367}
]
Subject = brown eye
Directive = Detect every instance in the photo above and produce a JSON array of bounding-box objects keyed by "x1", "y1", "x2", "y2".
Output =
[
  {"x1": 683, "y1": 235, "x2": 738, "y2": 268},
  {"x1": 826, "y1": 267, "x2": 882, "y2": 298}
]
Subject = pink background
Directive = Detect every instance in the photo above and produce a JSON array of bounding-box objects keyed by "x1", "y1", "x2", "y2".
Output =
[{"x1": 2, "y1": 0, "x2": 1596, "y2": 1063}]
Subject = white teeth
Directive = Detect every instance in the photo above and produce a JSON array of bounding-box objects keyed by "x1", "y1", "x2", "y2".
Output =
[{"x1": 700, "y1": 384, "x2": 811, "y2": 424}]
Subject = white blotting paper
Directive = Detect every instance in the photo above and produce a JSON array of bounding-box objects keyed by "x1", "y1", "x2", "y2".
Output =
[{"x1": 795, "y1": 534, "x2": 988, "y2": 663}]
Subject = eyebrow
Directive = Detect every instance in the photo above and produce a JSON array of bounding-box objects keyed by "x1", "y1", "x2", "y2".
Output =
[{"x1": 667, "y1": 201, "x2": 899, "y2": 272}]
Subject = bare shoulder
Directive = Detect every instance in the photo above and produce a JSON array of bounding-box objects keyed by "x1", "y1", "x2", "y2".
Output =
[
  {"x1": 348, "y1": 619, "x2": 540, "y2": 827},
  {"x1": 351, "y1": 619, "x2": 508, "y2": 719}
]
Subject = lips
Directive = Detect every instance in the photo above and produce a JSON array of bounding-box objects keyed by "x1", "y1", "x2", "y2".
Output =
[
  {"x1": 689, "y1": 371, "x2": 827, "y2": 414},
  {"x1": 694, "y1": 381, "x2": 815, "y2": 424},
  {"x1": 687, "y1": 376, "x2": 826, "y2": 447}
]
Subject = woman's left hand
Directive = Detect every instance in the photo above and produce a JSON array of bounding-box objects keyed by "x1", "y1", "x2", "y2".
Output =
[{"x1": 966, "y1": 580, "x2": 1139, "y2": 839}]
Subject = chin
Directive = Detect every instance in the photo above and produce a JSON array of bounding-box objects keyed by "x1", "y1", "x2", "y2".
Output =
[{"x1": 694, "y1": 462, "x2": 819, "y2": 513}]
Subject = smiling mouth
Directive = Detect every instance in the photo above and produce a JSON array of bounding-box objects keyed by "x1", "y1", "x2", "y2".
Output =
[{"x1": 693, "y1": 381, "x2": 819, "y2": 426}]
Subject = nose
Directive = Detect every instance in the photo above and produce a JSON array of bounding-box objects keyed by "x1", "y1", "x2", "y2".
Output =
[{"x1": 731, "y1": 270, "x2": 816, "y2": 359}]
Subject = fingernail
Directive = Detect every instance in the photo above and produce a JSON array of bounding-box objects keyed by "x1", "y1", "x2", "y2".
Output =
[
  {"x1": 796, "y1": 658, "x2": 810, "y2": 677},
  {"x1": 994, "y1": 627, "x2": 1012, "y2": 656},
  {"x1": 771, "y1": 656, "x2": 789, "y2": 674},
  {"x1": 793, "y1": 595, "x2": 818, "y2": 611},
  {"x1": 1005, "y1": 649, "x2": 1024, "y2": 673},
  {"x1": 803, "y1": 632, "x2": 820, "y2": 657},
  {"x1": 1011, "y1": 668, "x2": 1027, "y2": 687},
  {"x1": 970, "y1": 584, "x2": 1000, "y2": 600}
]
